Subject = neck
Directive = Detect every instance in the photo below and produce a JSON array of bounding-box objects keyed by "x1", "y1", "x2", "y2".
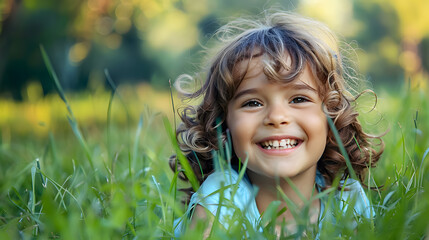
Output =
[{"x1": 247, "y1": 167, "x2": 320, "y2": 228}]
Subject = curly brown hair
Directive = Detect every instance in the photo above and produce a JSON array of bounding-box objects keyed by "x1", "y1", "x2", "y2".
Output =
[{"x1": 169, "y1": 11, "x2": 384, "y2": 199}]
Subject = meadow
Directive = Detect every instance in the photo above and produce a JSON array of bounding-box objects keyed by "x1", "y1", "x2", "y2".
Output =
[{"x1": 0, "y1": 67, "x2": 428, "y2": 238}]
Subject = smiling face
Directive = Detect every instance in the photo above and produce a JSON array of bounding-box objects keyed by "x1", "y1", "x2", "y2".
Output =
[{"x1": 226, "y1": 55, "x2": 328, "y2": 183}]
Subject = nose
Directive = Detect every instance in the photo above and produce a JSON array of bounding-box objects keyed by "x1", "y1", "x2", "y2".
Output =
[{"x1": 263, "y1": 103, "x2": 290, "y2": 127}]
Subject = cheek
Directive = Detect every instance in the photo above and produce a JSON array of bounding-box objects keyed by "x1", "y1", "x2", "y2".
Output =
[
  {"x1": 305, "y1": 111, "x2": 328, "y2": 141},
  {"x1": 312, "y1": 118, "x2": 328, "y2": 153},
  {"x1": 227, "y1": 116, "x2": 242, "y2": 144},
  {"x1": 226, "y1": 113, "x2": 248, "y2": 155}
]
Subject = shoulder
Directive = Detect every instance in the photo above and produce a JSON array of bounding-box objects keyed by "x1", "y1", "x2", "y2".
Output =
[
  {"x1": 175, "y1": 169, "x2": 258, "y2": 236},
  {"x1": 189, "y1": 169, "x2": 253, "y2": 211},
  {"x1": 186, "y1": 168, "x2": 260, "y2": 228},
  {"x1": 337, "y1": 179, "x2": 374, "y2": 218},
  {"x1": 198, "y1": 170, "x2": 241, "y2": 194}
]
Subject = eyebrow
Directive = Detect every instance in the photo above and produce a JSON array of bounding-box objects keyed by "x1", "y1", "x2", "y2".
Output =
[
  {"x1": 233, "y1": 81, "x2": 318, "y2": 100},
  {"x1": 233, "y1": 88, "x2": 259, "y2": 100},
  {"x1": 290, "y1": 82, "x2": 318, "y2": 93}
]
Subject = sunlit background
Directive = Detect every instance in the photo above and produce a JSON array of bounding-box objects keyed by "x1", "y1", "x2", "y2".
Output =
[{"x1": 0, "y1": 0, "x2": 428, "y2": 140}]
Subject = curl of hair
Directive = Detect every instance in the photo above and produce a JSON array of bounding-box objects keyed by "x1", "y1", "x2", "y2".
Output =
[
  {"x1": 320, "y1": 79, "x2": 384, "y2": 188},
  {"x1": 169, "y1": 10, "x2": 384, "y2": 200}
]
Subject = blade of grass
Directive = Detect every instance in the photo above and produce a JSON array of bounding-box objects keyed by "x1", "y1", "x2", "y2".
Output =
[
  {"x1": 52, "y1": 175, "x2": 71, "y2": 211},
  {"x1": 104, "y1": 69, "x2": 117, "y2": 163},
  {"x1": 167, "y1": 78, "x2": 179, "y2": 232},
  {"x1": 36, "y1": 158, "x2": 47, "y2": 188},
  {"x1": 283, "y1": 177, "x2": 308, "y2": 204},
  {"x1": 126, "y1": 220, "x2": 137, "y2": 237},
  {"x1": 193, "y1": 151, "x2": 204, "y2": 180},
  {"x1": 216, "y1": 118, "x2": 225, "y2": 162},
  {"x1": 225, "y1": 128, "x2": 232, "y2": 164},
  {"x1": 8, "y1": 188, "x2": 31, "y2": 214},
  {"x1": 66, "y1": 116, "x2": 95, "y2": 174},
  {"x1": 48, "y1": 132, "x2": 58, "y2": 168},
  {"x1": 418, "y1": 147, "x2": 429, "y2": 189},
  {"x1": 231, "y1": 156, "x2": 248, "y2": 198},
  {"x1": 163, "y1": 117, "x2": 199, "y2": 191},
  {"x1": 152, "y1": 175, "x2": 166, "y2": 224},
  {"x1": 168, "y1": 170, "x2": 181, "y2": 195},
  {"x1": 40, "y1": 45, "x2": 100, "y2": 188},
  {"x1": 168, "y1": 79, "x2": 177, "y2": 130},
  {"x1": 30, "y1": 161, "x2": 36, "y2": 216},
  {"x1": 104, "y1": 68, "x2": 133, "y2": 178},
  {"x1": 39, "y1": 45, "x2": 71, "y2": 115},
  {"x1": 130, "y1": 115, "x2": 144, "y2": 178},
  {"x1": 327, "y1": 117, "x2": 358, "y2": 180},
  {"x1": 209, "y1": 181, "x2": 225, "y2": 238},
  {"x1": 275, "y1": 185, "x2": 300, "y2": 220},
  {"x1": 260, "y1": 200, "x2": 281, "y2": 226},
  {"x1": 38, "y1": 170, "x2": 86, "y2": 219}
]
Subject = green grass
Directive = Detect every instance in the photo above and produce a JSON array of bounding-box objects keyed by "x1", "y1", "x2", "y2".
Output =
[{"x1": 0, "y1": 52, "x2": 428, "y2": 238}]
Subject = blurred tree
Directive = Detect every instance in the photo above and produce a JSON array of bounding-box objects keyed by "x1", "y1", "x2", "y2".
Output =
[
  {"x1": 390, "y1": 0, "x2": 429, "y2": 88},
  {"x1": 0, "y1": 0, "x2": 302, "y2": 99},
  {"x1": 351, "y1": 0, "x2": 403, "y2": 85},
  {"x1": 0, "y1": 0, "x2": 87, "y2": 99},
  {"x1": 0, "y1": 0, "x2": 160, "y2": 99},
  {"x1": 0, "y1": 0, "x2": 427, "y2": 99},
  {"x1": 421, "y1": 36, "x2": 429, "y2": 73}
]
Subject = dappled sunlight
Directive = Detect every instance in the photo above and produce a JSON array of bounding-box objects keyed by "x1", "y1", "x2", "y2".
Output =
[
  {"x1": 299, "y1": 0, "x2": 356, "y2": 36},
  {"x1": 146, "y1": 9, "x2": 198, "y2": 53},
  {"x1": 69, "y1": 42, "x2": 91, "y2": 63}
]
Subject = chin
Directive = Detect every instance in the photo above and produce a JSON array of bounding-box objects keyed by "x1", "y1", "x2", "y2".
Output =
[{"x1": 260, "y1": 170, "x2": 298, "y2": 179}]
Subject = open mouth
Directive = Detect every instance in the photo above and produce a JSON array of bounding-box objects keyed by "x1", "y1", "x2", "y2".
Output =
[{"x1": 259, "y1": 139, "x2": 300, "y2": 150}]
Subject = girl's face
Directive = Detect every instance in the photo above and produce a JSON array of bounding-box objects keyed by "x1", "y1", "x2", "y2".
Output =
[{"x1": 226, "y1": 55, "x2": 328, "y2": 182}]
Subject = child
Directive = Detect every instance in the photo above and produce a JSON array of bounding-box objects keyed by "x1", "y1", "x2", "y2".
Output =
[{"x1": 171, "y1": 10, "x2": 384, "y2": 238}]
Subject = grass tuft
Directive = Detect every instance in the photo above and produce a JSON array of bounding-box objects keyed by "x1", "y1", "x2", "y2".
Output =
[{"x1": 0, "y1": 69, "x2": 428, "y2": 238}]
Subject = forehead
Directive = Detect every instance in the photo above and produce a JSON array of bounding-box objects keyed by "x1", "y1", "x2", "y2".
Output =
[
  {"x1": 233, "y1": 51, "x2": 322, "y2": 93},
  {"x1": 234, "y1": 50, "x2": 292, "y2": 79}
]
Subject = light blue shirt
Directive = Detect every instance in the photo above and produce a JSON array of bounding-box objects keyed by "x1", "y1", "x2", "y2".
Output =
[{"x1": 174, "y1": 168, "x2": 373, "y2": 237}]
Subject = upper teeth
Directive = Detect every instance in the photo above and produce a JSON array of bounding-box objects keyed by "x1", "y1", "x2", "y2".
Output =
[{"x1": 261, "y1": 139, "x2": 298, "y2": 149}]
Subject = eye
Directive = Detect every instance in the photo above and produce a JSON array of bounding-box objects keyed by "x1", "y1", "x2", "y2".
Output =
[
  {"x1": 290, "y1": 97, "x2": 309, "y2": 104},
  {"x1": 242, "y1": 100, "x2": 263, "y2": 107}
]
